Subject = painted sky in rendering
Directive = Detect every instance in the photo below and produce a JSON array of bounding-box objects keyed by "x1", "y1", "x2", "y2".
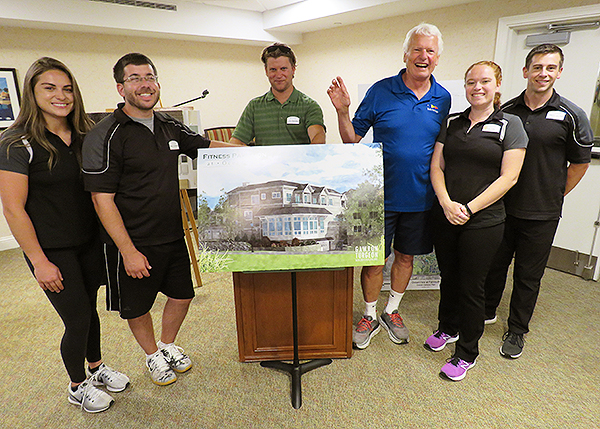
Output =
[{"x1": 197, "y1": 143, "x2": 382, "y2": 209}]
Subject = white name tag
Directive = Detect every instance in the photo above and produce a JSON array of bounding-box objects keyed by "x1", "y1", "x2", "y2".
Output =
[
  {"x1": 287, "y1": 116, "x2": 300, "y2": 125},
  {"x1": 482, "y1": 124, "x2": 501, "y2": 133},
  {"x1": 168, "y1": 140, "x2": 180, "y2": 150},
  {"x1": 546, "y1": 110, "x2": 566, "y2": 121}
]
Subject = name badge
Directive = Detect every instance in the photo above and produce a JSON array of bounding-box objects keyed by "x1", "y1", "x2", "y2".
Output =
[
  {"x1": 546, "y1": 110, "x2": 566, "y2": 121},
  {"x1": 482, "y1": 124, "x2": 501, "y2": 133},
  {"x1": 287, "y1": 116, "x2": 300, "y2": 125},
  {"x1": 168, "y1": 140, "x2": 180, "y2": 150}
]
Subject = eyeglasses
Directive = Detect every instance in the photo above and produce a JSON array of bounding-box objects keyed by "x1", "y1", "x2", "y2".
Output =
[{"x1": 122, "y1": 74, "x2": 158, "y2": 84}]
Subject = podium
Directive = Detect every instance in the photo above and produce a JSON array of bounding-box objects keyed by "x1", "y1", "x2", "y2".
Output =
[
  {"x1": 233, "y1": 268, "x2": 353, "y2": 408},
  {"x1": 233, "y1": 268, "x2": 354, "y2": 362}
]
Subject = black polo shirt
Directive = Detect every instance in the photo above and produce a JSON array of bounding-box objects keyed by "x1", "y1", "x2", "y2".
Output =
[
  {"x1": 82, "y1": 104, "x2": 211, "y2": 246},
  {"x1": 0, "y1": 129, "x2": 97, "y2": 248},
  {"x1": 501, "y1": 90, "x2": 593, "y2": 220},
  {"x1": 436, "y1": 108, "x2": 528, "y2": 229}
]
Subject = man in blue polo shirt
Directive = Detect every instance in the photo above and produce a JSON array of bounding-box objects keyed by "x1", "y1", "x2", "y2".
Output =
[{"x1": 327, "y1": 23, "x2": 451, "y2": 349}]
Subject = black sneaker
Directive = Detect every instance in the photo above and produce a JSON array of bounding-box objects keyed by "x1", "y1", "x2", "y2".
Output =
[{"x1": 500, "y1": 331, "x2": 524, "y2": 359}]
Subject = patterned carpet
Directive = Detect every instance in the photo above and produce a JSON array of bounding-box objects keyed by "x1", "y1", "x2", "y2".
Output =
[{"x1": 0, "y1": 247, "x2": 598, "y2": 429}]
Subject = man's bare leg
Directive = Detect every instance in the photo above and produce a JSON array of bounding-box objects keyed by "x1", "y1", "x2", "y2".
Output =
[
  {"x1": 127, "y1": 313, "x2": 159, "y2": 355},
  {"x1": 390, "y1": 251, "x2": 413, "y2": 294},
  {"x1": 161, "y1": 297, "x2": 192, "y2": 344}
]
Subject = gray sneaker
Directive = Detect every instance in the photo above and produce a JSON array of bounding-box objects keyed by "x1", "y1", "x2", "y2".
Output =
[
  {"x1": 68, "y1": 380, "x2": 114, "y2": 413},
  {"x1": 379, "y1": 310, "x2": 409, "y2": 344},
  {"x1": 90, "y1": 363, "x2": 130, "y2": 392},
  {"x1": 353, "y1": 316, "x2": 381, "y2": 349},
  {"x1": 500, "y1": 331, "x2": 525, "y2": 359}
]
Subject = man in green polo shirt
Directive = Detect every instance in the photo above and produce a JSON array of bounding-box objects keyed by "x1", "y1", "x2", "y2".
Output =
[{"x1": 230, "y1": 43, "x2": 326, "y2": 146}]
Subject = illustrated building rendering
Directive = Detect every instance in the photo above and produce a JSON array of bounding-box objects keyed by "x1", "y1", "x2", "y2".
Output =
[{"x1": 226, "y1": 180, "x2": 347, "y2": 243}]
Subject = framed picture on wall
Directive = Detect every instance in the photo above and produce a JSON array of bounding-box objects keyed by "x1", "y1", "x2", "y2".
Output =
[{"x1": 0, "y1": 68, "x2": 21, "y2": 129}]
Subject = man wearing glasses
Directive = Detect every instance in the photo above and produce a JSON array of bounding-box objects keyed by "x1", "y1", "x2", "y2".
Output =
[
  {"x1": 82, "y1": 53, "x2": 239, "y2": 387},
  {"x1": 230, "y1": 43, "x2": 326, "y2": 145}
]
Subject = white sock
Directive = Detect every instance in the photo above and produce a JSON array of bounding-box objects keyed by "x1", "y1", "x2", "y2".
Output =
[
  {"x1": 146, "y1": 350, "x2": 161, "y2": 360},
  {"x1": 384, "y1": 290, "x2": 404, "y2": 314},
  {"x1": 364, "y1": 300, "x2": 377, "y2": 319},
  {"x1": 157, "y1": 340, "x2": 172, "y2": 349}
]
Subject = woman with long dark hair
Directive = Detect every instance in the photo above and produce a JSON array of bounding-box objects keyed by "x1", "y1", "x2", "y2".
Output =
[{"x1": 0, "y1": 57, "x2": 129, "y2": 412}]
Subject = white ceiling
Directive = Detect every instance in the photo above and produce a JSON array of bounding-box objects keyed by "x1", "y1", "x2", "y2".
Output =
[
  {"x1": 198, "y1": 0, "x2": 305, "y2": 12},
  {"x1": 190, "y1": 0, "x2": 478, "y2": 34},
  {"x1": 0, "y1": 0, "x2": 479, "y2": 45}
]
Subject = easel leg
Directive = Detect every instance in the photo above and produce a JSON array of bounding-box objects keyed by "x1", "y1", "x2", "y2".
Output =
[{"x1": 179, "y1": 188, "x2": 203, "y2": 288}]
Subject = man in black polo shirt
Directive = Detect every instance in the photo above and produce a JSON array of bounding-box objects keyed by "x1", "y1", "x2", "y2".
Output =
[
  {"x1": 83, "y1": 53, "x2": 239, "y2": 386},
  {"x1": 484, "y1": 44, "x2": 593, "y2": 359}
]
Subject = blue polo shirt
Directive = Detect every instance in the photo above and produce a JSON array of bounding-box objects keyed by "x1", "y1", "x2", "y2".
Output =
[{"x1": 353, "y1": 69, "x2": 451, "y2": 212}]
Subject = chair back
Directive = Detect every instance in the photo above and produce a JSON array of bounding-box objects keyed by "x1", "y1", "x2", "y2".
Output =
[{"x1": 204, "y1": 126, "x2": 236, "y2": 142}]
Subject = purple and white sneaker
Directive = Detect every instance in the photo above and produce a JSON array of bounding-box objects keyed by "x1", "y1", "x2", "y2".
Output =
[
  {"x1": 440, "y1": 356, "x2": 476, "y2": 381},
  {"x1": 423, "y1": 330, "x2": 459, "y2": 352}
]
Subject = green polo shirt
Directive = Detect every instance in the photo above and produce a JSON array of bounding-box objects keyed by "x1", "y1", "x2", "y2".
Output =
[{"x1": 232, "y1": 88, "x2": 325, "y2": 146}]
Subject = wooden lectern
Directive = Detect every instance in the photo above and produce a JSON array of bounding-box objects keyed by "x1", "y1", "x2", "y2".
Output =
[
  {"x1": 233, "y1": 268, "x2": 354, "y2": 408},
  {"x1": 233, "y1": 268, "x2": 354, "y2": 362}
]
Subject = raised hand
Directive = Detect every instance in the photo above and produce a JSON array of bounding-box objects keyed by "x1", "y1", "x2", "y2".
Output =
[{"x1": 327, "y1": 76, "x2": 351, "y2": 113}]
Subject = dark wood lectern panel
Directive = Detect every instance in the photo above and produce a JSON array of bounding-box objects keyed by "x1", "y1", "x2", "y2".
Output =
[{"x1": 233, "y1": 269, "x2": 354, "y2": 362}]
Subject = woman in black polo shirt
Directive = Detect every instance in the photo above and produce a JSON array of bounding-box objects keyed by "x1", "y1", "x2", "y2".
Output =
[
  {"x1": 0, "y1": 58, "x2": 129, "y2": 412},
  {"x1": 424, "y1": 61, "x2": 528, "y2": 381}
]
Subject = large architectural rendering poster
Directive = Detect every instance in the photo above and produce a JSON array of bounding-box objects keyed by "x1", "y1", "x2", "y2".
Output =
[{"x1": 196, "y1": 143, "x2": 384, "y2": 272}]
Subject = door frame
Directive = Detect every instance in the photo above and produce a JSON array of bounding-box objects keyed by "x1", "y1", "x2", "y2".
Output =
[
  {"x1": 494, "y1": 4, "x2": 600, "y2": 99},
  {"x1": 494, "y1": 4, "x2": 600, "y2": 281}
]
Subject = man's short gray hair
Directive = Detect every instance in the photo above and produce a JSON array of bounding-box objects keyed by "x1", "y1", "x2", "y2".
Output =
[{"x1": 403, "y1": 23, "x2": 443, "y2": 56}]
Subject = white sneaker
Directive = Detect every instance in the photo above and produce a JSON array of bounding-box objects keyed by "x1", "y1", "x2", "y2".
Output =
[
  {"x1": 146, "y1": 351, "x2": 177, "y2": 386},
  {"x1": 68, "y1": 379, "x2": 114, "y2": 413},
  {"x1": 158, "y1": 341, "x2": 193, "y2": 373},
  {"x1": 485, "y1": 316, "x2": 498, "y2": 325},
  {"x1": 90, "y1": 363, "x2": 130, "y2": 392}
]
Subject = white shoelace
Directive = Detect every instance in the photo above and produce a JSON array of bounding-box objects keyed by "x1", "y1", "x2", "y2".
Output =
[
  {"x1": 148, "y1": 353, "x2": 172, "y2": 373},
  {"x1": 95, "y1": 364, "x2": 124, "y2": 384},
  {"x1": 74, "y1": 381, "x2": 104, "y2": 410},
  {"x1": 162, "y1": 344, "x2": 186, "y2": 363}
]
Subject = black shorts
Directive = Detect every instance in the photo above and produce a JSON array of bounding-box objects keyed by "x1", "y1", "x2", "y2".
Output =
[
  {"x1": 105, "y1": 238, "x2": 194, "y2": 319},
  {"x1": 384, "y1": 210, "x2": 433, "y2": 258}
]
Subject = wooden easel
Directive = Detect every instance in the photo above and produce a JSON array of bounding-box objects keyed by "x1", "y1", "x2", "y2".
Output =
[{"x1": 179, "y1": 180, "x2": 202, "y2": 287}]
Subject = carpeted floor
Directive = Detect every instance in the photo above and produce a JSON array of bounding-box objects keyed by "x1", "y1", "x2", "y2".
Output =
[{"x1": 0, "y1": 247, "x2": 598, "y2": 429}]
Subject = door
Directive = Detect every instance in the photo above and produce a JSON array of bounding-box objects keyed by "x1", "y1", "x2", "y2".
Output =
[{"x1": 495, "y1": 5, "x2": 600, "y2": 279}]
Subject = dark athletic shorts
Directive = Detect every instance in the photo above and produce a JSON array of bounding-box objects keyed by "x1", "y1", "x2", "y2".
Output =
[
  {"x1": 104, "y1": 238, "x2": 194, "y2": 319},
  {"x1": 384, "y1": 210, "x2": 433, "y2": 258}
]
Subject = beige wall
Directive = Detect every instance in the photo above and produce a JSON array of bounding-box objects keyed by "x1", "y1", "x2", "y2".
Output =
[
  {"x1": 0, "y1": 26, "x2": 268, "y2": 126},
  {"x1": 0, "y1": 0, "x2": 597, "y2": 248},
  {"x1": 294, "y1": 0, "x2": 598, "y2": 143}
]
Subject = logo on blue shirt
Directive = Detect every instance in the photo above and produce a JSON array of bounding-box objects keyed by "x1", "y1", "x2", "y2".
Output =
[{"x1": 426, "y1": 104, "x2": 440, "y2": 113}]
